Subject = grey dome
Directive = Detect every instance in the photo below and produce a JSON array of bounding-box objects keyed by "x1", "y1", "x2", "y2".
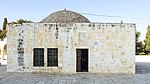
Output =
[{"x1": 41, "y1": 9, "x2": 90, "y2": 23}]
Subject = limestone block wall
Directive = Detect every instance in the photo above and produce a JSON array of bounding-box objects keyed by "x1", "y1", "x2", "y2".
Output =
[{"x1": 7, "y1": 23, "x2": 135, "y2": 73}]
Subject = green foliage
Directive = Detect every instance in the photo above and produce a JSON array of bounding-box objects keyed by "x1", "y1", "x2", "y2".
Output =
[
  {"x1": 0, "y1": 18, "x2": 8, "y2": 40},
  {"x1": 136, "y1": 41, "x2": 143, "y2": 47},
  {"x1": 136, "y1": 41, "x2": 144, "y2": 55},
  {"x1": 136, "y1": 31, "x2": 145, "y2": 55},
  {"x1": 0, "y1": 30, "x2": 7, "y2": 40},
  {"x1": 9, "y1": 19, "x2": 33, "y2": 24},
  {"x1": 144, "y1": 25, "x2": 150, "y2": 54},
  {"x1": 139, "y1": 52, "x2": 146, "y2": 55},
  {"x1": 0, "y1": 18, "x2": 33, "y2": 40},
  {"x1": 136, "y1": 32, "x2": 141, "y2": 41},
  {"x1": 17, "y1": 19, "x2": 25, "y2": 24},
  {"x1": 0, "y1": 30, "x2": 2, "y2": 33},
  {"x1": 2, "y1": 18, "x2": 7, "y2": 30}
]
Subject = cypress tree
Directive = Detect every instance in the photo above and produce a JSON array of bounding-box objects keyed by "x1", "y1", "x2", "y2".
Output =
[{"x1": 2, "y1": 18, "x2": 7, "y2": 30}]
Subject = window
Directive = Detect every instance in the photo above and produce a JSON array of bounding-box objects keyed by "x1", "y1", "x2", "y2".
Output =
[
  {"x1": 33, "y1": 48, "x2": 44, "y2": 66},
  {"x1": 47, "y1": 48, "x2": 58, "y2": 66}
]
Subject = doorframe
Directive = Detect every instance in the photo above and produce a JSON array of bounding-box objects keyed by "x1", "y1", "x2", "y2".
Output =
[{"x1": 76, "y1": 48, "x2": 89, "y2": 72}]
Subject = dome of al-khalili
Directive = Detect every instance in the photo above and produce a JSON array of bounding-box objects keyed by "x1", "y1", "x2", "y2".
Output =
[{"x1": 41, "y1": 9, "x2": 90, "y2": 23}]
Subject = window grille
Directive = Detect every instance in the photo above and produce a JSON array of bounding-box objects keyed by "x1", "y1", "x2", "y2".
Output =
[
  {"x1": 33, "y1": 48, "x2": 44, "y2": 66},
  {"x1": 47, "y1": 48, "x2": 58, "y2": 66}
]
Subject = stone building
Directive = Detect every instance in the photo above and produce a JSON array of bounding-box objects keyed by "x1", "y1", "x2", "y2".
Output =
[
  {"x1": 7, "y1": 9, "x2": 136, "y2": 73},
  {"x1": 0, "y1": 38, "x2": 7, "y2": 65}
]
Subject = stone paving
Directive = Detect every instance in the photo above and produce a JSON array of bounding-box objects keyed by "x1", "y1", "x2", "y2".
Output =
[{"x1": 0, "y1": 62, "x2": 150, "y2": 84}]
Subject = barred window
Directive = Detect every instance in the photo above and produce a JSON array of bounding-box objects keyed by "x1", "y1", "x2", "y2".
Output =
[
  {"x1": 47, "y1": 48, "x2": 58, "y2": 66},
  {"x1": 33, "y1": 48, "x2": 44, "y2": 66}
]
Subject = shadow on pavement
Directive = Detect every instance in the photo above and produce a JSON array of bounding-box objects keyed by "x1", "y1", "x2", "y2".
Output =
[{"x1": 136, "y1": 62, "x2": 150, "y2": 74}]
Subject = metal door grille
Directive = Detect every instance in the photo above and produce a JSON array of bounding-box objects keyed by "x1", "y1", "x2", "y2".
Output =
[
  {"x1": 33, "y1": 48, "x2": 44, "y2": 66},
  {"x1": 47, "y1": 48, "x2": 58, "y2": 66}
]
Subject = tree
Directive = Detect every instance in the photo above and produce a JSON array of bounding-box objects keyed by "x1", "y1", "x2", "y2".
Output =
[
  {"x1": 144, "y1": 25, "x2": 150, "y2": 54},
  {"x1": 0, "y1": 18, "x2": 32, "y2": 40},
  {"x1": 0, "y1": 30, "x2": 2, "y2": 33},
  {"x1": 2, "y1": 18, "x2": 7, "y2": 30},
  {"x1": 0, "y1": 18, "x2": 8, "y2": 40},
  {"x1": 9, "y1": 19, "x2": 33, "y2": 24},
  {"x1": 16, "y1": 19, "x2": 25, "y2": 24},
  {"x1": 136, "y1": 31, "x2": 145, "y2": 55},
  {"x1": 0, "y1": 30, "x2": 7, "y2": 40},
  {"x1": 136, "y1": 32, "x2": 141, "y2": 41}
]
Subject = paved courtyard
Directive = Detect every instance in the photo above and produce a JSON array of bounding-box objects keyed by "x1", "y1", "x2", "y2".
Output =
[
  {"x1": 0, "y1": 62, "x2": 150, "y2": 84},
  {"x1": 1, "y1": 56, "x2": 150, "y2": 84}
]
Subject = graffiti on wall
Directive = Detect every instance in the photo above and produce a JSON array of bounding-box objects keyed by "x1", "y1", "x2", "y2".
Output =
[{"x1": 17, "y1": 29, "x2": 24, "y2": 66}]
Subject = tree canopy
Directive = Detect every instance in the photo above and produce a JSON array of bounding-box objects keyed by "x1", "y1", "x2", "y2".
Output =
[
  {"x1": 144, "y1": 25, "x2": 150, "y2": 54},
  {"x1": 136, "y1": 31, "x2": 145, "y2": 55},
  {"x1": 0, "y1": 18, "x2": 33, "y2": 40},
  {"x1": 9, "y1": 19, "x2": 33, "y2": 24},
  {"x1": 2, "y1": 18, "x2": 7, "y2": 30}
]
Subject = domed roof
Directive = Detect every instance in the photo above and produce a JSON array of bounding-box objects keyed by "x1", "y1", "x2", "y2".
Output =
[{"x1": 41, "y1": 9, "x2": 90, "y2": 23}]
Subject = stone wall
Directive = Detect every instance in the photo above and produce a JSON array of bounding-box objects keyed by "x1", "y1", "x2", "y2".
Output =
[{"x1": 7, "y1": 23, "x2": 135, "y2": 73}]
